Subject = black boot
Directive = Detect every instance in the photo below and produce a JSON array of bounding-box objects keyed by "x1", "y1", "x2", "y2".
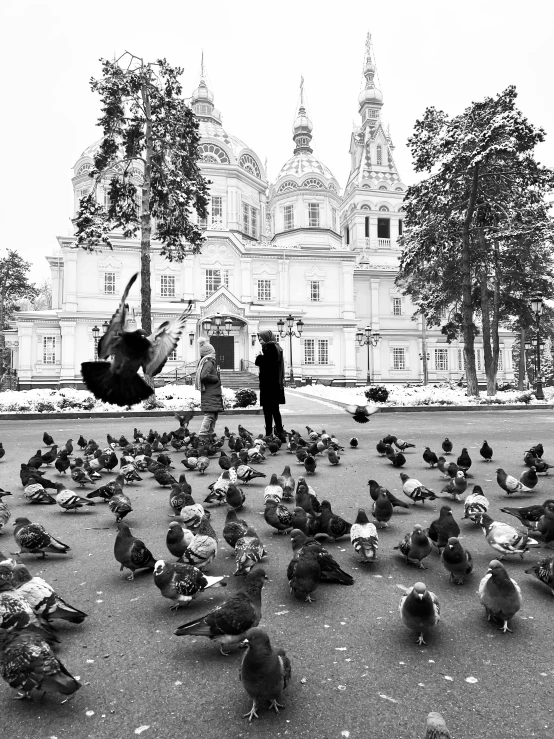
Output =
[{"x1": 274, "y1": 427, "x2": 287, "y2": 443}]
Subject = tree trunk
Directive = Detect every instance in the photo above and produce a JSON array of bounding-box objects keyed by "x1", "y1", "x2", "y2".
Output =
[
  {"x1": 491, "y1": 241, "x2": 501, "y2": 392},
  {"x1": 0, "y1": 293, "x2": 4, "y2": 378},
  {"x1": 518, "y1": 326, "x2": 525, "y2": 390},
  {"x1": 480, "y1": 269, "x2": 495, "y2": 396},
  {"x1": 461, "y1": 164, "x2": 480, "y2": 396},
  {"x1": 140, "y1": 79, "x2": 153, "y2": 336}
]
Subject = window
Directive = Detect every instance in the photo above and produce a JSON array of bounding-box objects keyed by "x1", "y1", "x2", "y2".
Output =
[
  {"x1": 278, "y1": 181, "x2": 298, "y2": 193},
  {"x1": 392, "y1": 347, "x2": 405, "y2": 370},
  {"x1": 435, "y1": 348, "x2": 449, "y2": 371},
  {"x1": 498, "y1": 352, "x2": 503, "y2": 371},
  {"x1": 308, "y1": 203, "x2": 320, "y2": 227},
  {"x1": 398, "y1": 219, "x2": 403, "y2": 236},
  {"x1": 211, "y1": 196, "x2": 223, "y2": 225},
  {"x1": 42, "y1": 336, "x2": 56, "y2": 364},
  {"x1": 284, "y1": 204, "x2": 294, "y2": 231},
  {"x1": 160, "y1": 274, "x2": 175, "y2": 298},
  {"x1": 458, "y1": 349, "x2": 465, "y2": 371},
  {"x1": 331, "y1": 206, "x2": 338, "y2": 233},
  {"x1": 239, "y1": 154, "x2": 261, "y2": 178},
  {"x1": 257, "y1": 279, "x2": 272, "y2": 301},
  {"x1": 242, "y1": 203, "x2": 258, "y2": 237},
  {"x1": 365, "y1": 216, "x2": 370, "y2": 238},
  {"x1": 475, "y1": 349, "x2": 482, "y2": 371},
  {"x1": 392, "y1": 297, "x2": 402, "y2": 316},
  {"x1": 377, "y1": 218, "x2": 390, "y2": 239},
  {"x1": 205, "y1": 269, "x2": 229, "y2": 296},
  {"x1": 377, "y1": 145, "x2": 382, "y2": 165},
  {"x1": 199, "y1": 143, "x2": 230, "y2": 164},
  {"x1": 304, "y1": 339, "x2": 328, "y2": 364},
  {"x1": 346, "y1": 226, "x2": 350, "y2": 245},
  {"x1": 379, "y1": 206, "x2": 389, "y2": 212},
  {"x1": 103, "y1": 184, "x2": 111, "y2": 210},
  {"x1": 198, "y1": 213, "x2": 207, "y2": 229},
  {"x1": 104, "y1": 272, "x2": 116, "y2": 295},
  {"x1": 168, "y1": 348, "x2": 178, "y2": 361},
  {"x1": 303, "y1": 178, "x2": 324, "y2": 189},
  {"x1": 310, "y1": 281, "x2": 321, "y2": 302}
]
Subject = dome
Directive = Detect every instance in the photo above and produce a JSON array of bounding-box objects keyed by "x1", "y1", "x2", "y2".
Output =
[
  {"x1": 358, "y1": 85, "x2": 383, "y2": 107},
  {"x1": 292, "y1": 106, "x2": 313, "y2": 136},
  {"x1": 191, "y1": 78, "x2": 214, "y2": 103},
  {"x1": 277, "y1": 152, "x2": 335, "y2": 180}
]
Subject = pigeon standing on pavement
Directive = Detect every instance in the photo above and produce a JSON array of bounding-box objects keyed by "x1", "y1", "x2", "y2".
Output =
[
  {"x1": 350, "y1": 509, "x2": 379, "y2": 563},
  {"x1": 475, "y1": 513, "x2": 538, "y2": 559},
  {"x1": 440, "y1": 471, "x2": 467, "y2": 502},
  {"x1": 441, "y1": 438, "x2": 453, "y2": 455},
  {"x1": 400, "y1": 474, "x2": 437, "y2": 505},
  {"x1": 166, "y1": 521, "x2": 195, "y2": 559},
  {"x1": 525, "y1": 556, "x2": 554, "y2": 596},
  {"x1": 234, "y1": 528, "x2": 267, "y2": 576},
  {"x1": 153, "y1": 560, "x2": 226, "y2": 609},
  {"x1": 441, "y1": 537, "x2": 473, "y2": 585},
  {"x1": 497, "y1": 468, "x2": 531, "y2": 496},
  {"x1": 479, "y1": 441, "x2": 493, "y2": 462},
  {"x1": 478, "y1": 559, "x2": 522, "y2": 633},
  {"x1": 114, "y1": 522, "x2": 157, "y2": 580},
  {"x1": 239, "y1": 628, "x2": 291, "y2": 721},
  {"x1": 395, "y1": 525, "x2": 432, "y2": 569},
  {"x1": 463, "y1": 485, "x2": 490, "y2": 522},
  {"x1": 425, "y1": 712, "x2": 451, "y2": 739},
  {"x1": 8, "y1": 565, "x2": 88, "y2": 623},
  {"x1": 13, "y1": 518, "x2": 70, "y2": 558},
  {"x1": 428, "y1": 506, "x2": 460, "y2": 553},
  {"x1": 423, "y1": 447, "x2": 439, "y2": 468},
  {"x1": 520, "y1": 466, "x2": 539, "y2": 490},
  {"x1": 318, "y1": 500, "x2": 351, "y2": 541},
  {"x1": 457, "y1": 448, "x2": 472, "y2": 470},
  {"x1": 372, "y1": 489, "x2": 393, "y2": 528},
  {"x1": 399, "y1": 582, "x2": 440, "y2": 645}
]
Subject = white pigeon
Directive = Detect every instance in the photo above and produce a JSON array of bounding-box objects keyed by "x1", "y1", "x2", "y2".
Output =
[
  {"x1": 264, "y1": 476, "x2": 283, "y2": 505},
  {"x1": 350, "y1": 509, "x2": 379, "y2": 563},
  {"x1": 463, "y1": 486, "x2": 490, "y2": 522},
  {"x1": 476, "y1": 513, "x2": 539, "y2": 559}
]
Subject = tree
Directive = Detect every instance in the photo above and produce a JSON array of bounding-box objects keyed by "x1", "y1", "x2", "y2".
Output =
[
  {"x1": 0, "y1": 250, "x2": 38, "y2": 376},
  {"x1": 16, "y1": 278, "x2": 52, "y2": 311},
  {"x1": 74, "y1": 53, "x2": 210, "y2": 335},
  {"x1": 397, "y1": 86, "x2": 554, "y2": 396}
]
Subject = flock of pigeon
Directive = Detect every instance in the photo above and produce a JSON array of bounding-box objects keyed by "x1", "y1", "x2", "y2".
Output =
[{"x1": 1, "y1": 416, "x2": 553, "y2": 737}]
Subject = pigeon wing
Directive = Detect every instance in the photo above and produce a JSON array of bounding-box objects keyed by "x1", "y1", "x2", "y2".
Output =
[
  {"x1": 144, "y1": 304, "x2": 193, "y2": 377},
  {"x1": 97, "y1": 272, "x2": 138, "y2": 359}
]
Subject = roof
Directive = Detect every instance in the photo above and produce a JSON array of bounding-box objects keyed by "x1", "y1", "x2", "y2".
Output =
[{"x1": 277, "y1": 152, "x2": 335, "y2": 180}]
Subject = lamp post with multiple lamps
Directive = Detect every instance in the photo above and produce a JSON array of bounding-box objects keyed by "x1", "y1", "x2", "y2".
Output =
[
  {"x1": 202, "y1": 312, "x2": 233, "y2": 337},
  {"x1": 277, "y1": 314, "x2": 304, "y2": 385},
  {"x1": 92, "y1": 321, "x2": 109, "y2": 360},
  {"x1": 355, "y1": 326, "x2": 381, "y2": 385},
  {"x1": 531, "y1": 293, "x2": 545, "y2": 400}
]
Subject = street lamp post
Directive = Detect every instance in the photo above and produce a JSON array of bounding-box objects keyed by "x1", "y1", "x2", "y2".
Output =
[
  {"x1": 277, "y1": 314, "x2": 304, "y2": 385},
  {"x1": 92, "y1": 325, "x2": 100, "y2": 360},
  {"x1": 419, "y1": 350, "x2": 430, "y2": 385},
  {"x1": 355, "y1": 326, "x2": 381, "y2": 385},
  {"x1": 531, "y1": 293, "x2": 545, "y2": 400},
  {"x1": 201, "y1": 312, "x2": 233, "y2": 336}
]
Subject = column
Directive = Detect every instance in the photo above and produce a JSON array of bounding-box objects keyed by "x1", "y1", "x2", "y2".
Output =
[
  {"x1": 279, "y1": 258, "x2": 290, "y2": 307},
  {"x1": 18, "y1": 324, "x2": 33, "y2": 382},
  {"x1": 370, "y1": 278, "x2": 380, "y2": 331},
  {"x1": 372, "y1": 337, "x2": 382, "y2": 382},
  {"x1": 341, "y1": 263, "x2": 355, "y2": 319},
  {"x1": 370, "y1": 216, "x2": 378, "y2": 248},
  {"x1": 64, "y1": 251, "x2": 78, "y2": 311},
  {"x1": 343, "y1": 327, "x2": 357, "y2": 379},
  {"x1": 60, "y1": 322, "x2": 76, "y2": 383},
  {"x1": 183, "y1": 255, "x2": 194, "y2": 299},
  {"x1": 241, "y1": 258, "x2": 252, "y2": 303}
]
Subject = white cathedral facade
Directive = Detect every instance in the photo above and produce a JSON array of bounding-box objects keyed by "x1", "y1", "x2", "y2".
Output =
[{"x1": 6, "y1": 39, "x2": 515, "y2": 390}]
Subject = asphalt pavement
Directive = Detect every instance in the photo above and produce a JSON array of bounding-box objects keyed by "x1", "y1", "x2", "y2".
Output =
[{"x1": 1, "y1": 407, "x2": 553, "y2": 739}]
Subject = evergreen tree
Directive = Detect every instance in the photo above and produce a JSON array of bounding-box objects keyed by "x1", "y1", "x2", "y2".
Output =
[
  {"x1": 73, "y1": 53, "x2": 210, "y2": 334},
  {"x1": 0, "y1": 250, "x2": 38, "y2": 376}
]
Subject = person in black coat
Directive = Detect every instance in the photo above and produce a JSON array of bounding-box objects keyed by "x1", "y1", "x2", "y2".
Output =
[{"x1": 255, "y1": 330, "x2": 286, "y2": 440}]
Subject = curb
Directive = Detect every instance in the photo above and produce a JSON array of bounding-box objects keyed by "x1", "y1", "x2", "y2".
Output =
[{"x1": 0, "y1": 408, "x2": 262, "y2": 421}]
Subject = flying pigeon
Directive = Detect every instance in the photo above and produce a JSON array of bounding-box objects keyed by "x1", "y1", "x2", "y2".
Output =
[
  {"x1": 240, "y1": 628, "x2": 291, "y2": 721},
  {"x1": 399, "y1": 582, "x2": 440, "y2": 645},
  {"x1": 344, "y1": 404, "x2": 380, "y2": 423},
  {"x1": 478, "y1": 559, "x2": 522, "y2": 633}
]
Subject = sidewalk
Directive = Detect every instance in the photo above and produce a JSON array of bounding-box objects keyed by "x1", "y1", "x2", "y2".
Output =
[{"x1": 281, "y1": 388, "x2": 345, "y2": 416}]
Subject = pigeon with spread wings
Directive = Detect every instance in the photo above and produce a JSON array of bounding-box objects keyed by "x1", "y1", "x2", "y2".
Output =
[{"x1": 81, "y1": 273, "x2": 192, "y2": 406}]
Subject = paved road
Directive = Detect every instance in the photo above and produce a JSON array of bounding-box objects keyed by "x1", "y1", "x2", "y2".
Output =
[{"x1": 1, "y1": 408, "x2": 553, "y2": 739}]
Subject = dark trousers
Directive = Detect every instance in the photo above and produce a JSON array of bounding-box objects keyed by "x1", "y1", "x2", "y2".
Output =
[{"x1": 263, "y1": 403, "x2": 283, "y2": 435}]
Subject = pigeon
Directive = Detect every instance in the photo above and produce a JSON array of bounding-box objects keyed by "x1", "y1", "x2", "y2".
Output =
[
  {"x1": 399, "y1": 582, "x2": 440, "y2": 645},
  {"x1": 290, "y1": 506, "x2": 320, "y2": 537},
  {"x1": 520, "y1": 466, "x2": 538, "y2": 490},
  {"x1": 387, "y1": 449, "x2": 406, "y2": 468},
  {"x1": 441, "y1": 438, "x2": 453, "y2": 455},
  {"x1": 153, "y1": 560, "x2": 226, "y2": 609},
  {"x1": 180, "y1": 514, "x2": 218, "y2": 570},
  {"x1": 153, "y1": 467, "x2": 177, "y2": 487},
  {"x1": 394, "y1": 525, "x2": 432, "y2": 569},
  {"x1": 525, "y1": 556, "x2": 554, "y2": 597},
  {"x1": 41, "y1": 446, "x2": 58, "y2": 466},
  {"x1": 0, "y1": 627, "x2": 81, "y2": 699},
  {"x1": 114, "y1": 522, "x2": 157, "y2": 580},
  {"x1": 376, "y1": 440, "x2": 388, "y2": 456},
  {"x1": 428, "y1": 506, "x2": 460, "y2": 553},
  {"x1": 289, "y1": 530, "x2": 353, "y2": 585},
  {"x1": 457, "y1": 448, "x2": 472, "y2": 470},
  {"x1": 277, "y1": 466, "x2": 295, "y2": 501},
  {"x1": 71, "y1": 467, "x2": 94, "y2": 487},
  {"x1": 382, "y1": 434, "x2": 397, "y2": 446},
  {"x1": 440, "y1": 471, "x2": 467, "y2": 501},
  {"x1": 0, "y1": 566, "x2": 57, "y2": 636},
  {"x1": 264, "y1": 500, "x2": 294, "y2": 535},
  {"x1": 318, "y1": 500, "x2": 352, "y2": 540},
  {"x1": 42, "y1": 432, "x2": 55, "y2": 447},
  {"x1": 178, "y1": 496, "x2": 205, "y2": 530},
  {"x1": 23, "y1": 483, "x2": 56, "y2": 505},
  {"x1": 0, "y1": 443, "x2": 4, "y2": 460},
  {"x1": 475, "y1": 513, "x2": 539, "y2": 559},
  {"x1": 196, "y1": 456, "x2": 210, "y2": 474},
  {"x1": 372, "y1": 489, "x2": 393, "y2": 528},
  {"x1": 304, "y1": 455, "x2": 317, "y2": 476},
  {"x1": 222, "y1": 509, "x2": 250, "y2": 549},
  {"x1": 108, "y1": 487, "x2": 133, "y2": 523},
  {"x1": 81, "y1": 272, "x2": 192, "y2": 405},
  {"x1": 425, "y1": 712, "x2": 451, "y2": 739},
  {"x1": 240, "y1": 628, "x2": 291, "y2": 721},
  {"x1": 497, "y1": 468, "x2": 531, "y2": 496},
  {"x1": 54, "y1": 484, "x2": 96, "y2": 513},
  {"x1": 234, "y1": 528, "x2": 267, "y2": 576},
  {"x1": 368, "y1": 479, "x2": 409, "y2": 509},
  {"x1": 423, "y1": 447, "x2": 439, "y2": 468},
  {"x1": 350, "y1": 437, "x2": 358, "y2": 448},
  {"x1": 205, "y1": 471, "x2": 231, "y2": 505},
  {"x1": 327, "y1": 449, "x2": 340, "y2": 466},
  {"x1": 344, "y1": 404, "x2": 379, "y2": 423},
  {"x1": 166, "y1": 521, "x2": 195, "y2": 558},
  {"x1": 9, "y1": 566, "x2": 87, "y2": 623},
  {"x1": 500, "y1": 501, "x2": 553, "y2": 528},
  {"x1": 287, "y1": 546, "x2": 321, "y2": 603},
  {"x1": 441, "y1": 537, "x2": 473, "y2": 584},
  {"x1": 264, "y1": 474, "x2": 284, "y2": 504},
  {"x1": 534, "y1": 501, "x2": 554, "y2": 547},
  {"x1": 236, "y1": 465, "x2": 266, "y2": 484},
  {"x1": 226, "y1": 484, "x2": 246, "y2": 512},
  {"x1": 480, "y1": 441, "x2": 493, "y2": 462},
  {"x1": 0, "y1": 493, "x2": 11, "y2": 533},
  {"x1": 529, "y1": 443, "x2": 544, "y2": 459},
  {"x1": 169, "y1": 483, "x2": 190, "y2": 515},
  {"x1": 479, "y1": 559, "x2": 522, "y2": 633},
  {"x1": 13, "y1": 518, "x2": 70, "y2": 558},
  {"x1": 394, "y1": 438, "x2": 416, "y2": 452},
  {"x1": 350, "y1": 509, "x2": 378, "y2": 563},
  {"x1": 27, "y1": 450, "x2": 43, "y2": 469},
  {"x1": 463, "y1": 485, "x2": 490, "y2": 522},
  {"x1": 295, "y1": 479, "x2": 320, "y2": 516},
  {"x1": 174, "y1": 568, "x2": 267, "y2": 654},
  {"x1": 54, "y1": 454, "x2": 71, "y2": 475},
  {"x1": 400, "y1": 474, "x2": 437, "y2": 505}
]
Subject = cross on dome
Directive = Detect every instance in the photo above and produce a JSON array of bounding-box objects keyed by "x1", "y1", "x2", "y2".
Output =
[{"x1": 292, "y1": 75, "x2": 313, "y2": 155}]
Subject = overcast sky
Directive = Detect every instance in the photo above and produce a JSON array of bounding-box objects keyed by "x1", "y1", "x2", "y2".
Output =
[{"x1": 1, "y1": 0, "x2": 553, "y2": 282}]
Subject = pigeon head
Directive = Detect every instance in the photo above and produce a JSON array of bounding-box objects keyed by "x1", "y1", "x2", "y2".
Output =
[
  {"x1": 441, "y1": 506, "x2": 453, "y2": 516},
  {"x1": 399, "y1": 473, "x2": 409, "y2": 482},
  {"x1": 116, "y1": 522, "x2": 132, "y2": 536},
  {"x1": 446, "y1": 537, "x2": 459, "y2": 548},
  {"x1": 290, "y1": 529, "x2": 307, "y2": 549},
  {"x1": 320, "y1": 500, "x2": 332, "y2": 510},
  {"x1": 154, "y1": 560, "x2": 167, "y2": 576},
  {"x1": 487, "y1": 560, "x2": 506, "y2": 576},
  {"x1": 355, "y1": 509, "x2": 370, "y2": 525},
  {"x1": 472, "y1": 485, "x2": 485, "y2": 496},
  {"x1": 413, "y1": 582, "x2": 427, "y2": 599},
  {"x1": 456, "y1": 471, "x2": 465, "y2": 480},
  {"x1": 245, "y1": 567, "x2": 268, "y2": 583},
  {"x1": 0, "y1": 564, "x2": 15, "y2": 589},
  {"x1": 13, "y1": 517, "x2": 31, "y2": 526},
  {"x1": 244, "y1": 627, "x2": 270, "y2": 646}
]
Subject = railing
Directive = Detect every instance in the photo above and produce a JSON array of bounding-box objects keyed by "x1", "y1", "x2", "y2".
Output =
[
  {"x1": 153, "y1": 359, "x2": 199, "y2": 387},
  {"x1": 362, "y1": 237, "x2": 393, "y2": 249}
]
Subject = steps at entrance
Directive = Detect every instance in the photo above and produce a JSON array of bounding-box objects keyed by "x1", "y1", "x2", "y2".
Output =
[{"x1": 220, "y1": 371, "x2": 259, "y2": 390}]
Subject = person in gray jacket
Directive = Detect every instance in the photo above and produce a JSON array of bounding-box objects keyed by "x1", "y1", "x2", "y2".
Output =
[{"x1": 195, "y1": 340, "x2": 223, "y2": 439}]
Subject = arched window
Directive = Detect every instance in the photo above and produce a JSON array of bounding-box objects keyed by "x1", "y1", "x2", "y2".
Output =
[
  {"x1": 377, "y1": 145, "x2": 382, "y2": 165},
  {"x1": 379, "y1": 185, "x2": 388, "y2": 191},
  {"x1": 199, "y1": 143, "x2": 230, "y2": 164},
  {"x1": 278, "y1": 181, "x2": 298, "y2": 193},
  {"x1": 77, "y1": 163, "x2": 94, "y2": 175},
  {"x1": 239, "y1": 154, "x2": 261, "y2": 179},
  {"x1": 379, "y1": 205, "x2": 389, "y2": 212},
  {"x1": 395, "y1": 187, "x2": 403, "y2": 191},
  {"x1": 302, "y1": 178, "x2": 325, "y2": 189},
  {"x1": 360, "y1": 204, "x2": 371, "y2": 210}
]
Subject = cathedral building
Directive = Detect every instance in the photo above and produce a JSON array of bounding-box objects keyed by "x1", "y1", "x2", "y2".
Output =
[{"x1": 5, "y1": 37, "x2": 515, "y2": 390}]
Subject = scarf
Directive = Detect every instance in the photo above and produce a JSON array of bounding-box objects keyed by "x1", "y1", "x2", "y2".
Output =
[
  {"x1": 195, "y1": 343, "x2": 216, "y2": 391},
  {"x1": 259, "y1": 329, "x2": 285, "y2": 389}
]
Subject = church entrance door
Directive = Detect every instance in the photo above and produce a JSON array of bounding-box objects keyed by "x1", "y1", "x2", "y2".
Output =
[{"x1": 211, "y1": 336, "x2": 234, "y2": 369}]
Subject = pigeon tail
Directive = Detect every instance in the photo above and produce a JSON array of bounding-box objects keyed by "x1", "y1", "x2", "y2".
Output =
[{"x1": 81, "y1": 362, "x2": 154, "y2": 407}]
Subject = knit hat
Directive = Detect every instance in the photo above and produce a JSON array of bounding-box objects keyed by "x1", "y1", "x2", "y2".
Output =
[{"x1": 199, "y1": 342, "x2": 216, "y2": 357}]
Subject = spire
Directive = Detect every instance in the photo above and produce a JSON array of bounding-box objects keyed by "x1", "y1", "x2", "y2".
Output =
[
  {"x1": 292, "y1": 75, "x2": 313, "y2": 155},
  {"x1": 358, "y1": 32, "x2": 383, "y2": 125},
  {"x1": 200, "y1": 50, "x2": 205, "y2": 80},
  {"x1": 190, "y1": 53, "x2": 221, "y2": 124}
]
